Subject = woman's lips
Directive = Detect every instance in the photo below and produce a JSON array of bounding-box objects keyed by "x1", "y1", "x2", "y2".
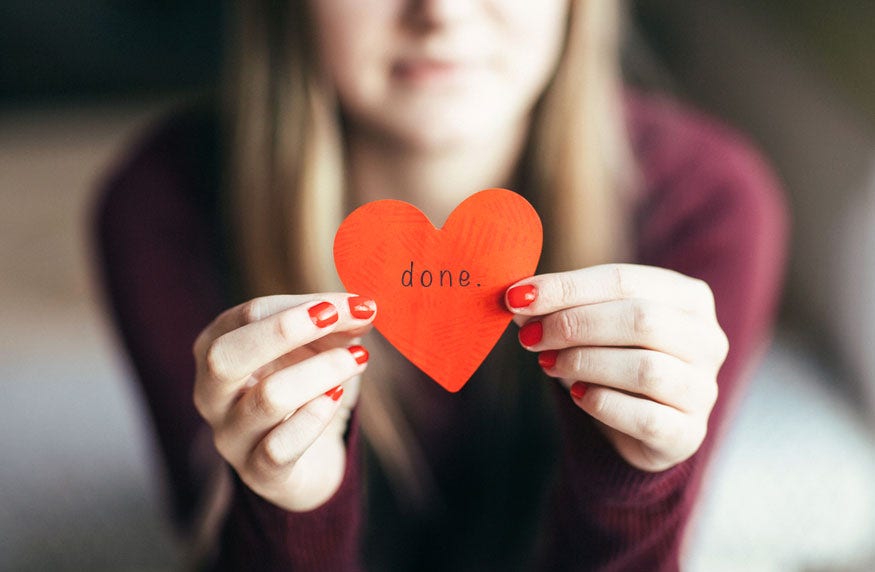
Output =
[{"x1": 392, "y1": 58, "x2": 480, "y2": 86}]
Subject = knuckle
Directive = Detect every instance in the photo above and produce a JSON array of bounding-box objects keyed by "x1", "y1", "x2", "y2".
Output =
[
  {"x1": 636, "y1": 412, "x2": 666, "y2": 443},
  {"x1": 251, "y1": 378, "x2": 283, "y2": 418},
  {"x1": 692, "y1": 278, "x2": 715, "y2": 306},
  {"x1": 256, "y1": 405, "x2": 334, "y2": 475},
  {"x1": 696, "y1": 373, "x2": 719, "y2": 409},
  {"x1": 631, "y1": 301, "x2": 655, "y2": 340},
  {"x1": 705, "y1": 327, "x2": 730, "y2": 365},
  {"x1": 297, "y1": 402, "x2": 334, "y2": 430},
  {"x1": 556, "y1": 311, "x2": 581, "y2": 344},
  {"x1": 692, "y1": 420, "x2": 709, "y2": 448},
  {"x1": 261, "y1": 435, "x2": 291, "y2": 470},
  {"x1": 613, "y1": 264, "x2": 634, "y2": 298},
  {"x1": 204, "y1": 340, "x2": 231, "y2": 380},
  {"x1": 716, "y1": 330, "x2": 730, "y2": 361},
  {"x1": 635, "y1": 353, "x2": 662, "y2": 394},
  {"x1": 569, "y1": 348, "x2": 588, "y2": 376},
  {"x1": 558, "y1": 274, "x2": 579, "y2": 305},
  {"x1": 587, "y1": 388, "x2": 611, "y2": 418},
  {"x1": 704, "y1": 380, "x2": 719, "y2": 409},
  {"x1": 326, "y1": 348, "x2": 353, "y2": 373},
  {"x1": 273, "y1": 310, "x2": 297, "y2": 343},
  {"x1": 680, "y1": 420, "x2": 707, "y2": 456},
  {"x1": 241, "y1": 299, "x2": 266, "y2": 323}
]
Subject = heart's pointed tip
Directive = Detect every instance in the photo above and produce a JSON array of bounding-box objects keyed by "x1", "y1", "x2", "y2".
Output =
[
  {"x1": 419, "y1": 364, "x2": 474, "y2": 393},
  {"x1": 434, "y1": 378, "x2": 469, "y2": 393}
]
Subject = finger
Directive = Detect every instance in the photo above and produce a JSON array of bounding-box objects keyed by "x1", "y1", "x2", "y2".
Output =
[
  {"x1": 505, "y1": 263, "x2": 715, "y2": 317},
  {"x1": 199, "y1": 295, "x2": 375, "y2": 405},
  {"x1": 569, "y1": 383, "x2": 693, "y2": 449},
  {"x1": 195, "y1": 295, "x2": 322, "y2": 358},
  {"x1": 194, "y1": 293, "x2": 376, "y2": 360},
  {"x1": 519, "y1": 298, "x2": 726, "y2": 364},
  {"x1": 247, "y1": 326, "x2": 374, "y2": 382},
  {"x1": 197, "y1": 298, "x2": 345, "y2": 418},
  {"x1": 246, "y1": 392, "x2": 343, "y2": 482},
  {"x1": 540, "y1": 347, "x2": 715, "y2": 412},
  {"x1": 215, "y1": 346, "x2": 368, "y2": 458},
  {"x1": 307, "y1": 327, "x2": 373, "y2": 353}
]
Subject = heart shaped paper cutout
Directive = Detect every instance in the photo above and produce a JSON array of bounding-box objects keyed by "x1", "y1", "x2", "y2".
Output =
[{"x1": 333, "y1": 188, "x2": 542, "y2": 392}]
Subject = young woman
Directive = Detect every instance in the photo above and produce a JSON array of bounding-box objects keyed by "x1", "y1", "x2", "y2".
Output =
[{"x1": 95, "y1": 1, "x2": 787, "y2": 570}]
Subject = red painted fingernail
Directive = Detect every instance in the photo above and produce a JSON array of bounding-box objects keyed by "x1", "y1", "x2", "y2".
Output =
[
  {"x1": 348, "y1": 345, "x2": 369, "y2": 365},
  {"x1": 570, "y1": 382, "x2": 587, "y2": 400},
  {"x1": 348, "y1": 296, "x2": 375, "y2": 319},
  {"x1": 308, "y1": 302, "x2": 338, "y2": 328},
  {"x1": 324, "y1": 385, "x2": 344, "y2": 401},
  {"x1": 518, "y1": 321, "x2": 543, "y2": 347},
  {"x1": 507, "y1": 284, "x2": 538, "y2": 309},
  {"x1": 538, "y1": 350, "x2": 558, "y2": 369}
]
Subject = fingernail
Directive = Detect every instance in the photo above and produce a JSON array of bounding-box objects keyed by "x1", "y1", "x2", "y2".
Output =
[
  {"x1": 518, "y1": 321, "x2": 543, "y2": 347},
  {"x1": 324, "y1": 385, "x2": 344, "y2": 401},
  {"x1": 308, "y1": 302, "x2": 338, "y2": 328},
  {"x1": 570, "y1": 382, "x2": 587, "y2": 400},
  {"x1": 348, "y1": 345, "x2": 369, "y2": 365},
  {"x1": 507, "y1": 284, "x2": 538, "y2": 309},
  {"x1": 538, "y1": 350, "x2": 558, "y2": 369},
  {"x1": 348, "y1": 296, "x2": 376, "y2": 319}
]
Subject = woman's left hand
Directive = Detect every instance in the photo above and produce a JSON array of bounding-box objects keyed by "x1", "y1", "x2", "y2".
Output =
[{"x1": 505, "y1": 264, "x2": 729, "y2": 472}]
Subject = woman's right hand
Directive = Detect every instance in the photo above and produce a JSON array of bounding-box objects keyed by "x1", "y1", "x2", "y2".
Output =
[{"x1": 192, "y1": 294, "x2": 376, "y2": 512}]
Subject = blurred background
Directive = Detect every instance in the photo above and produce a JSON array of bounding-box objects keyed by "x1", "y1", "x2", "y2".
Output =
[{"x1": 1, "y1": 1, "x2": 874, "y2": 570}]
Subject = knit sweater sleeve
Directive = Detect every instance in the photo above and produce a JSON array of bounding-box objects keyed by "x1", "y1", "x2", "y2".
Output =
[
  {"x1": 91, "y1": 110, "x2": 364, "y2": 571},
  {"x1": 537, "y1": 95, "x2": 789, "y2": 571}
]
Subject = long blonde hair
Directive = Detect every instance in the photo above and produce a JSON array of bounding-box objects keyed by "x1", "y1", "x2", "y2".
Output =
[{"x1": 223, "y1": 0, "x2": 634, "y2": 502}]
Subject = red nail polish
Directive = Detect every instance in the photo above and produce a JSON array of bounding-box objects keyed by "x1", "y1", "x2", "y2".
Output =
[
  {"x1": 570, "y1": 382, "x2": 587, "y2": 400},
  {"x1": 348, "y1": 296, "x2": 375, "y2": 319},
  {"x1": 518, "y1": 321, "x2": 543, "y2": 347},
  {"x1": 507, "y1": 284, "x2": 538, "y2": 309},
  {"x1": 538, "y1": 350, "x2": 558, "y2": 369},
  {"x1": 324, "y1": 386, "x2": 344, "y2": 401},
  {"x1": 348, "y1": 345, "x2": 369, "y2": 365},
  {"x1": 308, "y1": 302, "x2": 338, "y2": 328}
]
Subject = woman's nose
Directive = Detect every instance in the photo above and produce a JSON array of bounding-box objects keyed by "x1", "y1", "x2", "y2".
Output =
[{"x1": 405, "y1": 0, "x2": 475, "y2": 30}]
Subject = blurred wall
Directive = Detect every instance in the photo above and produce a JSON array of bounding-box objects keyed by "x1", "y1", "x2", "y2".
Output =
[
  {"x1": 634, "y1": 0, "x2": 875, "y2": 358},
  {"x1": 0, "y1": 1, "x2": 222, "y2": 103}
]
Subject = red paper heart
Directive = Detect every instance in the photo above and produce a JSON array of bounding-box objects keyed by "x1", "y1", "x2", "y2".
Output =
[{"x1": 333, "y1": 188, "x2": 543, "y2": 392}]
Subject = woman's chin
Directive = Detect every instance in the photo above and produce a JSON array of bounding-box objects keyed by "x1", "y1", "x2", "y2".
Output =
[{"x1": 382, "y1": 113, "x2": 512, "y2": 153}]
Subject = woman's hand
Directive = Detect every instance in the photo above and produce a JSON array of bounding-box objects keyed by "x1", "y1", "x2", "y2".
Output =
[
  {"x1": 193, "y1": 294, "x2": 376, "y2": 511},
  {"x1": 505, "y1": 264, "x2": 728, "y2": 472}
]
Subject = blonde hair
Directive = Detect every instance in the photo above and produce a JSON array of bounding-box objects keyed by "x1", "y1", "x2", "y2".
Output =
[{"x1": 223, "y1": 0, "x2": 634, "y2": 502}]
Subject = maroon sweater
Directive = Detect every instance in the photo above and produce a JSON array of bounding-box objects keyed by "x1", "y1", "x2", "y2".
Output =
[{"x1": 93, "y1": 93, "x2": 788, "y2": 571}]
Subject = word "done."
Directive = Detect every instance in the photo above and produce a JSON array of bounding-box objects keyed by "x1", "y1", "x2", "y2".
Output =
[{"x1": 400, "y1": 261, "x2": 480, "y2": 288}]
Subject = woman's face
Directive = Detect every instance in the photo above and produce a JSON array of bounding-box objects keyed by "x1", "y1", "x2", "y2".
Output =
[{"x1": 310, "y1": 0, "x2": 570, "y2": 150}]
